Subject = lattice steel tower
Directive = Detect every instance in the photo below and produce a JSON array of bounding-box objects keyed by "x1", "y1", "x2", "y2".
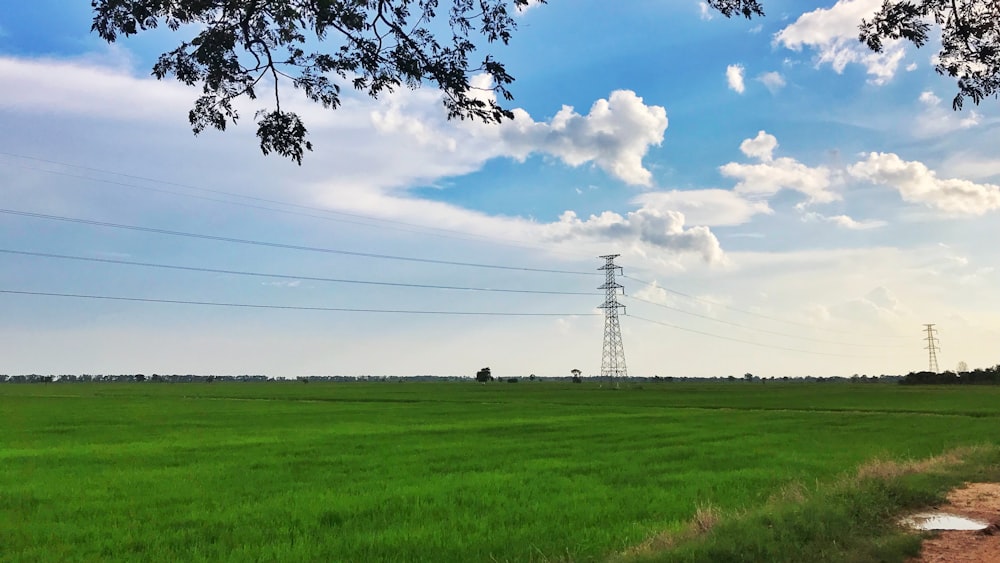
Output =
[
  {"x1": 598, "y1": 255, "x2": 627, "y2": 380},
  {"x1": 924, "y1": 324, "x2": 940, "y2": 373}
]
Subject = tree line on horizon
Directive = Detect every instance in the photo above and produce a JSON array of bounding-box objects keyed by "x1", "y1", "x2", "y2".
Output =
[{"x1": 4, "y1": 364, "x2": 1000, "y2": 385}]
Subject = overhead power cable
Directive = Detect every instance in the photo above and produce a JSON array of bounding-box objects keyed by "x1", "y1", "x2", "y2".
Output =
[
  {"x1": 0, "y1": 152, "x2": 497, "y2": 239},
  {"x1": 625, "y1": 294, "x2": 904, "y2": 348},
  {"x1": 623, "y1": 274, "x2": 909, "y2": 339},
  {"x1": 0, "y1": 289, "x2": 600, "y2": 316},
  {"x1": 0, "y1": 152, "x2": 594, "y2": 258},
  {"x1": 0, "y1": 208, "x2": 599, "y2": 276},
  {"x1": 0, "y1": 249, "x2": 600, "y2": 296},
  {"x1": 3, "y1": 161, "x2": 512, "y2": 246},
  {"x1": 629, "y1": 315, "x2": 879, "y2": 359}
]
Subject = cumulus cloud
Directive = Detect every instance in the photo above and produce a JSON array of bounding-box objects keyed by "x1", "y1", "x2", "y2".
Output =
[
  {"x1": 802, "y1": 212, "x2": 886, "y2": 230},
  {"x1": 372, "y1": 85, "x2": 669, "y2": 186},
  {"x1": 912, "y1": 90, "x2": 981, "y2": 138},
  {"x1": 774, "y1": 0, "x2": 905, "y2": 84},
  {"x1": 499, "y1": 90, "x2": 669, "y2": 186},
  {"x1": 757, "y1": 71, "x2": 786, "y2": 93},
  {"x1": 720, "y1": 132, "x2": 837, "y2": 205},
  {"x1": 849, "y1": 152, "x2": 1000, "y2": 215},
  {"x1": 726, "y1": 64, "x2": 746, "y2": 94},
  {"x1": 633, "y1": 189, "x2": 772, "y2": 226},
  {"x1": 739, "y1": 130, "x2": 778, "y2": 162},
  {"x1": 722, "y1": 159, "x2": 837, "y2": 205},
  {"x1": 0, "y1": 55, "x2": 726, "y2": 263},
  {"x1": 1, "y1": 57, "x2": 669, "y2": 188},
  {"x1": 543, "y1": 209, "x2": 723, "y2": 263}
]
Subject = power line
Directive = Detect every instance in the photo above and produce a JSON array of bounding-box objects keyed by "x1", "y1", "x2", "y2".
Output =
[
  {"x1": 623, "y1": 274, "x2": 909, "y2": 339},
  {"x1": 0, "y1": 208, "x2": 599, "y2": 276},
  {"x1": 0, "y1": 152, "x2": 594, "y2": 257},
  {"x1": 3, "y1": 161, "x2": 516, "y2": 245},
  {"x1": 0, "y1": 289, "x2": 600, "y2": 316},
  {"x1": 629, "y1": 315, "x2": 880, "y2": 359},
  {"x1": 625, "y1": 294, "x2": 904, "y2": 349},
  {"x1": 0, "y1": 248, "x2": 600, "y2": 296}
]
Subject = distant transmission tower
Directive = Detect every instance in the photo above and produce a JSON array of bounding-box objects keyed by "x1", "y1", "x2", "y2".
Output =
[
  {"x1": 598, "y1": 255, "x2": 627, "y2": 382},
  {"x1": 923, "y1": 324, "x2": 940, "y2": 373}
]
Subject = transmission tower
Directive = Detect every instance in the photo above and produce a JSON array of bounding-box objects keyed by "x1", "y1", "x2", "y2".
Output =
[
  {"x1": 923, "y1": 324, "x2": 940, "y2": 373},
  {"x1": 598, "y1": 255, "x2": 627, "y2": 381}
]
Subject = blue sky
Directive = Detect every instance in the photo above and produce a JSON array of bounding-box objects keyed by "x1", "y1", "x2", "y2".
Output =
[{"x1": 1, "y1": 1, "x2": 998, "y2": 378}]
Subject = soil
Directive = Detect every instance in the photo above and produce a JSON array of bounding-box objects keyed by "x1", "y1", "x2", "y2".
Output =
[{"x1": 909, "y1": 483, "x2": 1000, "y2": 563}]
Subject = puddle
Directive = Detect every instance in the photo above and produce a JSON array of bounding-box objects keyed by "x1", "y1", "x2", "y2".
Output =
[{"x1": 900, "y1": 512, "x2": 990, "y2": 531}]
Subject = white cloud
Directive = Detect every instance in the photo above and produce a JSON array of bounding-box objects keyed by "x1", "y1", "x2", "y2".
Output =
[
  {"x1": 699, "y1": 2, "x2": 714, "y2": 20},
  {"x1": 906, "y1": 62, "x2": 918, "y2": 71},
  {"x1": 633, "y1": 189, "x2": 773, "y2": 227},
  {"x1": 0, "y1": 55, "x2": 714, "y2": 263},
  {"x1": 0, "y1": 56, "x2": 193, "y2": 121},
  {"x1": 721, "y1": 133, "x2": 837, "y2": 205},
  {"x1": 722, "y1": 158, "x2": 837, "y2": 205},
  {"x1": 748, "y1": 24, "x2": 763, "y2": 34},
  {"x1": 634, "y1": 280, "x2": 670, "y2": 303},
  {"x1": 516, "y1": 0, "x2": 544, "y2": 13},
  {"x1": 1, "y1": 57, "x2": 668, "y2": 189},
  {"x1": 939, "y1": 153, "x2": 1000, "y2": 181},
  {"x1": 832, "y1": 286, "x2": 905, "y2": 325},
  {"x1": 372, "y1": 81, "x2": 669, "y2": 186},
  {"x1": 726, "y1": 64, "x2": 746, "y2": 94},
  {"x1": 802, "y1": 212, "x2": 886, "y2": 230},
  {"x1": 739, "y1": 130, "x2": 778, "y2": 162},
  {"x1": 849, "y1": 152, "x2": 1000, "y2": 215},
  {"x1": 774, "y1": 0, "x2": 905, "y2": 84},
  {"x1": 757, "y1": 71, "x2": 786, "y2": 93},
  {"x1": 307, "y1": 179, "x2": 727, "y2": 263},
  {"x1": 544, "y1": 209, "x2": 724, "y2": 263},
  {"x1": 912, "y1": 90, "x2": 981, "y2": 138},
  {"x1": 498, "y1": 90, "x2": 669, "y2": 186}
]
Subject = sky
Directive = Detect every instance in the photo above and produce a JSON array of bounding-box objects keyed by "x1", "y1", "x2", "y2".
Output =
[{"x1": 1, "y1": 0, "x2": 998, "y2": 378}]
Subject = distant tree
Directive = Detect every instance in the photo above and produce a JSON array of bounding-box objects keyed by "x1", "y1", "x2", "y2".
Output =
[
  {"x1": 134, "y1": 373, "x2": 145, "y2": 382},
  {"x1": 957, "y1": 361, "x2": 969, "y2": 373},
  {"x1": 744, "y1": 373, "x2": 753, "y2": 383},
  {"x1": 570, "y1": 369, "x2": 582, "y2": 384},
  {"x1": 476, "y1": 367, "x2": 493, "y2": 383},
  {"x1": 528, "y1": 373, "x2": 536, "y2": 381}
]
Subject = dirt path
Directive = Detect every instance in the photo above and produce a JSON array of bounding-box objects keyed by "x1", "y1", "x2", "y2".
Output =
[{"x1": 909, "y1": 483, "x2": 1000, "y2": 563}]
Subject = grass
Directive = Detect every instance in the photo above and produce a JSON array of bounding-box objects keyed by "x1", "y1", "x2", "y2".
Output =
[
  {"x1": 2, "y1": 381, "x2": 1000, "y2": 561},
  {"x1": 621, "y1": 446, "x2": 1000, "y2": 562}
]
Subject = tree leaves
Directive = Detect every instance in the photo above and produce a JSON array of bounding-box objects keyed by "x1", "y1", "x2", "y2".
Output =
[
  {"x1": 91, "y1": 0, "x2": 998, "y2": 165},
  {"x1": 92, "y1": 0, "x2": 541, "y2": 164},
  {"x1": 705, "y1": 0, "x2": 765, "y2": 19},
  {"x1": 860, "y1": 1, "x2": 1000, "y2": 111},
  {"x1": 256, "y1": 109, "x2": 311, "y2": 165}
]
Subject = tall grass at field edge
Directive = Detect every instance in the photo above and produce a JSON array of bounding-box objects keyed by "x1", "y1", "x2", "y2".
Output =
[{"x1": 618, "y1": 445, "x2": 1000, "y2": 563}]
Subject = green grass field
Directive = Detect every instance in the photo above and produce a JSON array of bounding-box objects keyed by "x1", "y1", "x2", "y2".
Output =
[{"x1": 3, "y1": 381, "x2": 1000, "y2": 561}]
